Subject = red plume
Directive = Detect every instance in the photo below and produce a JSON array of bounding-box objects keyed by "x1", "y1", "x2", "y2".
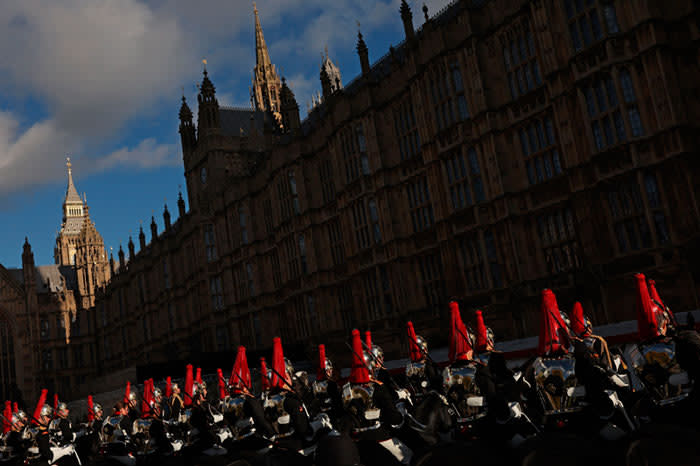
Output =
[
  {"x1": 260, "y1": 357, "x2": 271, "y2": 391},
  {"x1": 636, "y1": 274, "x2": 660, "y2": 340},
  {"x1": 474, "y1": 310, "x2": 489, "y2": 353},
  {"x1": 317, "y1": 344, "x2": 327, "y2": 381},
  {"x1": 87, "y1": 395, "x2": 95, "y2": 422},
  {"x1": 124, "y1": 381, "x2": 130, "y2": 404},
  {"x1": 217, "y1": 369, "x2": 226, "y2": 399},
  {"x1": 537, "y1": 289, "x2": 571, "y2": 355},
  {"x1": 406, "y1": 322, "x2": 422, "y2": 363},
  {"x1": 570, "y1": 302, "x2": 589, "y2": 338},
  {"x1": 230, "y1": 346, "x2": 251, "y2": 393},
  {"x1": 449, "y1": 301, "x2": 472, "y2": 362},
  {"x1": 649, "y1": 279, "x2": 674, "y2": 324},
  {"x1": 350, "y1": 329, "x2": 370, "y2": 384},
  {"x1": 271, "y1": 337, "x2": 289, "y2": 389},
  {"x1": 165, "y1": 377, "x2": 172, "y2": 398},
  {"x1": 3, "y1": 401, "x2": 11, "y2": 433},
  {"x1": 141, "y1": 380, "x2": 150, "y2": 417},
  {"x1": 12, "y1": 402, "x2": 18, "y2": 414},
  {"x1": 184, "y1": 364, "x2": 194, "y2": 407},
  {"x1": 195, "y1": 368, "x2": 202, "y2": 385},
  {"x1": 53, "y1": 394, "x2": 58, "y2": 418},
  {"x1": 364, "y1": 331, "x2": 373, "y2": 350},
  {"x1": 32, "y1": 389, "x2": 48, "y2": 425}
]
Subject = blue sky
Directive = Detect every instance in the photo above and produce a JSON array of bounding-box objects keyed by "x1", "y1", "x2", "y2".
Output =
[{"x1": 0, "y1": 0, "x2": 449, "y2": 268}]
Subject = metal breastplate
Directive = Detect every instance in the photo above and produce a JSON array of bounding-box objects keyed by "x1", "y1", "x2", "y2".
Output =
[
  {"x1": 312, "y1": 380, "x2": 333, "y2": 412},
  {"x1": 533, "y1": 356, "x2": 584, "y2": 415},
  {"x1": 224, "y1": 396, "x2": 246, "y2": 418},
  {"x1": 49, "y1": 419, "x2": 61, "y2": 432},
  {"x1": 101, "y1": 416, "x2": 124, "y2": 443},
  {"x1": 443, "y1": 363, "x2": 487, "y2": 422},
  {"x1": 342, "y1": 383, "x2": 381, "y2": 427},
  {"x1": 131, "y1": 419, "x2": 155, "y2": 454},
  {"x1": 625, "y1": 340, "x2": 691, "y2": 405},
  {"x1": 263, "y1": 393, "x2": 293, "y2": 436},
  {"x1": 178, "y1": 409, "x2": 192, "y2": 425}
]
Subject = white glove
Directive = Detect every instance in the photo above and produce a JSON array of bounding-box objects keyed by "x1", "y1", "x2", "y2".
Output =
[{"x1": 396, "y1": 388, "x2": 412, "y2": 405}]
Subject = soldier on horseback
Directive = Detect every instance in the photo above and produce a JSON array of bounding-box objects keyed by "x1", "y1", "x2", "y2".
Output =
[{"x1": 341, "y1": 329, "x2": 412, "y2": 466}]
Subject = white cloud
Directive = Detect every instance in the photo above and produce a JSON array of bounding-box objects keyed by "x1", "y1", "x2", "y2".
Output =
[
  {"x1": 95, "y1": 139, "x2": 179, "y2": 171},
  {"x1": 0, "y1": 0, "x2": 453, "y2": 197}
]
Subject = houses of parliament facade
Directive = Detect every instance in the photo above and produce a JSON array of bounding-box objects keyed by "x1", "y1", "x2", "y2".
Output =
[{"x1": 4, "y1": 0, "x2": 700, "y2": 399}]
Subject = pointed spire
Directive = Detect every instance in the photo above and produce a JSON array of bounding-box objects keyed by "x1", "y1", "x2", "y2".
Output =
[
  {"x1": 163, "y1": 204, "x2": 171, "y2": 230},
  {"x1": 279, "y1": 77, "x2": 300, "y2": 132},
  {"x1": 118, "y1": 244, "x2": 125, "y2": 271},
  {"x1": 356, "y1": 27, "x2": 370, "y2": 75},
  {"x1": 109, "y1": 248, "x2": 115, "y2": 275},
  {"x1": 22, "y1": 237, "x2": 34, "y2": 264},
  {"x1": 251, "y1": 3, "x2": 282, "y2": 112},
  {"x1": 177, "y1": 191, "x2": 186, "y2": 218},
  {"x1": 400, "y1": 0, "x2": 415, "y2": 41},
  {"x1": 422, "y1": 3, "x2": 429, "y2": 22},
  {"x1": 139, "y1": 224, "x2": 146, "y2": 251},
  {"x1": 150, "y1": 216, "x2": 158, "y2": 241},
  {"x1": 128, "y1": 236, "x2": 135, "y2": 260},
  {"x1": 179, "y1": 94, "x2": 193, "y2": 122},
  {"x1": 64, "y1": 157, "x2": 82, "y2": 204},
  {"x1": 254, "y1": 3, "x2": 273, "y2": 72}
]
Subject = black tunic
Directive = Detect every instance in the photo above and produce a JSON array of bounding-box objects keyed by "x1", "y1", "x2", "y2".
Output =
[{"x1": 57, "y1": 417, "x2": 73, "y2": 445}]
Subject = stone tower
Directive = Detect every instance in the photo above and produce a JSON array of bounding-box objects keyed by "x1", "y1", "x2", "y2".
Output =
[
  {"x1": 251, "y1": 3, "x2": 282, "y2": 113},
  {"x1": 54, "y1": 158, "x2": 110, "y2": 307}
]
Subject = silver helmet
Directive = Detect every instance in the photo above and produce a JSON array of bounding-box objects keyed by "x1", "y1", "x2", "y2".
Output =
[
  {"x1": 40, "y1": 404, "x2": 53, "y2": 418},
  {"x1": 16, "y1": 411, "x2": 27, "y2": 422},
  {"x1": 57, "y1": 402, "x2": 68, "y2": 412},
  {"x1": 284, "y1": 358, "x2": 295, "y2": 381},
  {"x1": 415, "y1": 335, "x2": 428, "y2": 356},
  {"x1": 153, "y1": 388, "x2": 163, "y2": 400},
  {"x1": 323, "y1": 358, "x2": 334, "y2": 378},
  {"x1": 128, "y1": 391, "x2": 138, "y2": 402},
  {"x1": 93, "y1": 403, "x2": 103, "y2": 417}
]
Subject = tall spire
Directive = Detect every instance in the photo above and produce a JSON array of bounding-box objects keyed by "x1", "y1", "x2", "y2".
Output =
[
  {"x1": 251, "y1": 3, "x2": 282, "y2": 113},
  {"x1": 254, "y1": 3, "x2": 272, "y2": 72},
  {"x1": 64, "y1": 157, "x2": 82, "y2": 205}
]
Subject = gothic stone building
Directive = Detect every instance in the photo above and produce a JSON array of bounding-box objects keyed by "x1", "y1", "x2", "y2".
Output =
[
  {"x1": 0, "y1": 161, "x2": 110, "y2": 403},
  {"x1": 94, "y1": 0, "x2": 700, "y2": 375}
]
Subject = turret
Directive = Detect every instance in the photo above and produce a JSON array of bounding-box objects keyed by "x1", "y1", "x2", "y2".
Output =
[
  {"x1": 150, "y1": 216, "x2": 158, "y2": 241},
  {"x1": 118, "y1": 245, "x2": 125, "y2": 271},
  {"x1": 163, "y1": 204, "x2": 171, "y2": 230},
  {"x1": 139, "y1": 225, "x2": 146, "y2": 251},
  {"x1": 128, "y1": 236, "x2": 135, "y2": 260},
  {"x1": 109, "y1": 249, "x2": 115, "y2": 276},
  {"x1": 279, "y1": 78, "x2": 301, "y2": 132},
  {"x1": 401, "y1": 0, "x2": 415, "y2": 41},
  {"x1": 197, "y1": 66, "x2": 220, "y2": 135},
  {"x1": 177, "y1": 191, "x2": 186, "y2": 219},
  {"x1": 22, "y1": 237, "x2": 36, "y2": 291},
  {"x1": 357, "y1": 30, "x2": 370, "y2": 75},
  {"x1": 320, "y1": 66, "x2": 332, "y2": 100},
  {"x1": 179, "y1": 95, "x2": 197, "y2": 153}
]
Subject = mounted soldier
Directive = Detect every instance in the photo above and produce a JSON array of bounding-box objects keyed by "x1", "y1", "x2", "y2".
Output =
[
  {"x1": 405, "y1": 321, "x2": 441, "y2": 402},
  {"x1": 261, "y1": 337, "x2": 311, "y2": 454},
  {"x1": 341, "y1": 329, "x2": 412, "y2": 466}
]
